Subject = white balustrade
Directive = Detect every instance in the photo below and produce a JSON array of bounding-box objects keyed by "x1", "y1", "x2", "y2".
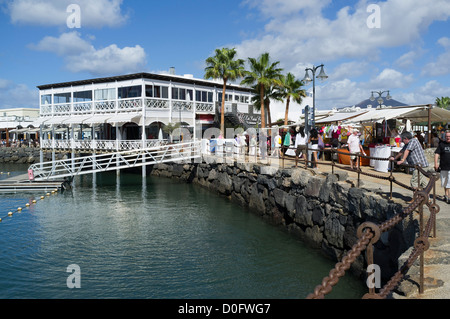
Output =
[
  {"x1": 54, "y1": 103, "x2": 71, "y2": 114},
  {"x1": 196, "y1": 103, "x2": 214, "y2": 112},
  {"x1": 74, "y1": 102, "x2": 93, "y2": 113},
  {"x1": 145, "y1": 98, "x2": 170, "y2": 109},
  {"x1": 95, "y1": 100, "x2": 116, "y2": 112},
  {"x1": 119, "y1": 98, "x2": 142, "y2": 110}
]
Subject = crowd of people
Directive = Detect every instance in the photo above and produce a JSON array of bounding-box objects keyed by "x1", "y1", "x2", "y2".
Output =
[
  {"x1": 0, "y1": 138, "x2": 39, "y2": 148},
  {"x1": 208, "y1": 125, "x2": 450, "y2": 205}
]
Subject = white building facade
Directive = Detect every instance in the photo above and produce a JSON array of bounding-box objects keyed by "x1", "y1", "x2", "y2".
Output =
[{"x1": 37, "y1": 72, "x2": 259, "y2": 153}]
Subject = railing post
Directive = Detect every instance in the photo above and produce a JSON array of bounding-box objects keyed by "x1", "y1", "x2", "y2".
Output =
[
  {"x1": 389, "y1": 160, "x2": 393, "y2": 199},
  {"x1": 433, "y1": 175, "x2": 437, "y2": 238},
  {"x1": 357, "y1": 153, "x2": 360, "y2": 187},
  {"x1": 417, "y1": 165, "x2": 421, "y2": 190},
  {"x1": 419, "y1": 199, "x2": 424, "y2": 294},
  {"x1": 331, "y1": 149, "x2": 335, "y2": 175}
]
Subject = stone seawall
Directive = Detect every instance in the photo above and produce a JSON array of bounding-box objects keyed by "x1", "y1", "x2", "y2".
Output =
[
  {"x1": 149, "y1": 157, "x2": 417, "y2": 284},
  {"x1": 0, "y1": 147, "x2": 67, "y2": 164}
]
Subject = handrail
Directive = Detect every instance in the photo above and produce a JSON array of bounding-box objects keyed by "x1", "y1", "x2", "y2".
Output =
[{"x1": 28, "y1": 141, "x2": 201, "y2": 181}]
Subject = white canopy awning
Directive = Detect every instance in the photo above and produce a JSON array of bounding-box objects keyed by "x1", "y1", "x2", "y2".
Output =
[
  {"x1": 44, "y1": 116, "x2": 72, "y2": 125},
  {"x1": 399, "y1": 106, "x2": 450, "y2": 123},
  {"x1": 83, "y1": 114, "x2": 113, "y2": 125},
  {"x1": 342, "y1": 107, "x2": 420, "y2": 125},
  {"x1": 106, "y1": 113, "x2": 142, "y2": 126},
  {"x1": 316, "y1": 110, "x2": 368, "y2": 124},
  {"x1": 64, "y1": 115, "x2": 93, "y2": 125},
  {"x1": 29, "y1": 117, "x2": 50, "y2": 127}
]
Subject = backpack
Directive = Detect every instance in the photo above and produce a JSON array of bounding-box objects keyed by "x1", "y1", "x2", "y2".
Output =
[{"x1": 318, "y1": 136, "x2": 324, "y2": 149}]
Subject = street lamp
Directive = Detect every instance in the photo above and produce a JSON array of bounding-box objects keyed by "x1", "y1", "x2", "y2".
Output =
[
  {"x1": 370, "y1": 90, "x2": 391, "y2": 107},
  {"x1": 302, "y1": 64, "x2": 328, "y2": 128}
]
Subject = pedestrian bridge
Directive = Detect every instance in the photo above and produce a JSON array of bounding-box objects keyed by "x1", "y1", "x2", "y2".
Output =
[{"x1": 28, "y1": 141, "x2": 201, "y2": 181}]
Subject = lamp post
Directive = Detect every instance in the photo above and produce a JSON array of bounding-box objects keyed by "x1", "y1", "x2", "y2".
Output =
[
  {"x1": 302, "y1": 64, "x2": 328, "y2": 129},
  {"x1": 369, "y1": 90, "x2": 391, "y2": 107}
]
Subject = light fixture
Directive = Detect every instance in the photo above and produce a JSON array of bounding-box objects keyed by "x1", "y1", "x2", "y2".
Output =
[
  {"x1": 386, "y1": 91, "x2": 392, "y2": 100},
  {"x1": 302, "y1": 70, "x2": 312, "y2": 84},
  {"x1": 316, "y1": 66, "x2": 328, "y2": 82},
  {"x1": 369, "y1": 90, "x2": 392, "y2": 106}
]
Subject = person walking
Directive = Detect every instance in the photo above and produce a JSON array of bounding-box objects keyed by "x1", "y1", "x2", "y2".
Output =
[
  {"x1": 309, "y1": 128, "x2": 319, "y2": 169},
  {"x1": 435, "y1": 131, "x2": 450, "y2": 203},
  {"x1": 294, "y1": 126, "x2": 307, "y2": 167},
  {"x1": 272, "y1": 131, "x2": 282, "y2": 157},
  {"x1": 389, "y1": 131, "x2": 430, "y2": 201},
  {"x1": 347, "y1": 129, "x2": 366, "y2": 170},
  {"x1": 282, "y1": 128, "x2": 291, "y2": 157}
]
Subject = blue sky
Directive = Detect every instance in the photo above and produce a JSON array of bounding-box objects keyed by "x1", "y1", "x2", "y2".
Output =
[{"x1": 1, "y1": 0, "x2": 450, "y2": 111}]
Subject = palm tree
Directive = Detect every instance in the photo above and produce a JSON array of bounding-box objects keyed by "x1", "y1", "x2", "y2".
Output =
[
  {"x1": 280, "y1": 73, "x2": 306, "y2": 125},
  {"x1": 204, "y1": 48, "x2": 246, "y2": 135},
  {"x1": 436, "y1": 96, "x2": 450, "y2": 109},
  {"x1": 241, "y1": 52, "x2": 283, "y2": 129},
  {"x1": 251, "y1": 83, "x2": 283, "y2": 127}
]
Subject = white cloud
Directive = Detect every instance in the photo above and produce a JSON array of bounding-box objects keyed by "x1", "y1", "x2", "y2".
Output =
[
  {"x1": 67, "y1": 44, "x2": 146, "y2": 76},
  {"x1": 368, "y1": 68, "x2": 414, "y2": 89},
  {"x1": 0, "y1": 80, "x2": 38, "y2": 109},
  {"x1": 395, "y1": 49, "x2": 425, "y2": 69},
  {"x1": 422, "y1": 37, "x2": 450, "y2": 77},
  {"x1": 235, "y1": 0, "x2": 450, "y2": 72},
  {"x1": 396, "y1": 80, "x2": 450, "y2": 105},
  {"x1": 329, "y1": 61, "x2": 369, "y2": 80},
  {"x1": 7, "y1": 0, "x2": 128, "y2": 28},
  {"x1": 29, "y1": 31, "x2": 147, "y2": 76},
  {"x1": 29, "y1": 31, "x2": 92, "y2": 56},
  {"x1": 243, "y1": 0, "x2": 331, "y2": 18}
]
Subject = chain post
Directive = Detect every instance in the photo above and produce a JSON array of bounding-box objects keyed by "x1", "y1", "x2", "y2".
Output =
[
  {"x1": 357, "y1": 153, "x2": 360, "y2": 188},
  {"x1": 389, "y1": 160, "x2": 393, "y2": 199},
  {"x1": 419, "y1": 197, "x2": 424, "y2": 294}
]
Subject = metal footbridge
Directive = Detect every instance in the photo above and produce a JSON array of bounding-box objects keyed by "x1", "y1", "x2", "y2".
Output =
[{"x1": 28, "y1": 141, "x2": 201, "y2": 181}]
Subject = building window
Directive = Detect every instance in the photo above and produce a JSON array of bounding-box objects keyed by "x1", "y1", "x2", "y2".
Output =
[
  {"x1": 118, "y1": 86, "x2": 142, "y2": 99},
  {"x1": 218, "y1": 93, "x2": 233, "y2": 102},
  {"x1": 54, "y1": 93, "x2": 71, "y2": 104},
  {"x1": 146, "y1": 85, "x2": 168, "y2": 99},
  {"x1": 73, "y1": 91, "x2": 93, "y2": 102},
  {"x1": 172, "y1": 87, "x2": 191, "y2": 100},
  {"x1": 41, "y1": 94, "x2": 52, "y2": 105},
  {"x1": 95, "y1": 88, "x2": 116, "y2": 101},
  {"x1": 196, "y1": 90, "x2": 213, "y2": 103}
]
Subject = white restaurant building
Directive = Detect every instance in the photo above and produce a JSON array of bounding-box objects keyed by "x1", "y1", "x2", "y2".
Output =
[{"x1": 37, "y1": 72, "x2": 261, "y2": 154}]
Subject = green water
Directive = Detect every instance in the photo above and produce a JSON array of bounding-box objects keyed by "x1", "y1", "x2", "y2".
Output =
[{"x1": 0, "y1": 163, "x2": 366, "y2": 299}]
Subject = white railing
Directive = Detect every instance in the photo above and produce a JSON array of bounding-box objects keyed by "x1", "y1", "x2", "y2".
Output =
[
  {"x1": 94, "y1": 100, "x2": 116, "y2": 112},
  {"x1": 40, "y1": 139, "x2": 169, "y2": 151},
  {"x1": 196, "y1": 102, "x2": 214, "y2": 112},
  {"x1": 29, "y1": 141, "x2": 201, "y2": 181},
  {"x1": 41, "y1": 105, "x2": 52, "y2": 115},
  {"x1": 119, "y1": 98, "x2": 142, "y2": 110},
  {"x1": 54, "y1": 103, "x2": 71, "y2": 114},
  {"x1": 145, "y1": 98, "x2": 169, "y2": 109},
  {"x1": 74, "y1": 102, "x2": 93, "y2": 113}
]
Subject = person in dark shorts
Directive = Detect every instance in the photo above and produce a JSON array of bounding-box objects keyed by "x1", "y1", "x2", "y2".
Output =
[
  {"x1": 294, "y1": 126, "x2": 307, "y2": 167},
  {"x1": 435, "y1": 131, "x2": 450, "y2": 203}
]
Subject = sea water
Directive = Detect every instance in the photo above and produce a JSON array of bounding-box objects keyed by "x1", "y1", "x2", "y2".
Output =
[{"x1": 0, "y1": 163, "x2": 365, "y2": 299}]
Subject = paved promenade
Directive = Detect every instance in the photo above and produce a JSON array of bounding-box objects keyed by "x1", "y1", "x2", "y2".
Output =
[{"x1": 266, "y1": 155, "x2": 450, "y2": 299}]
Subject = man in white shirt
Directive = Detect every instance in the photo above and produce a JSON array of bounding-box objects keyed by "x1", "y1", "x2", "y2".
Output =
[{"x1": 347, "y1": 129, "x2": 366, "y2": 170}]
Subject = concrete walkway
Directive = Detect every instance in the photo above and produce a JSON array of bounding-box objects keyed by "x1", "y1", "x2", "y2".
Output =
[{"x1": 265, "y1": 155, "x2": 450, "y2": 299}]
